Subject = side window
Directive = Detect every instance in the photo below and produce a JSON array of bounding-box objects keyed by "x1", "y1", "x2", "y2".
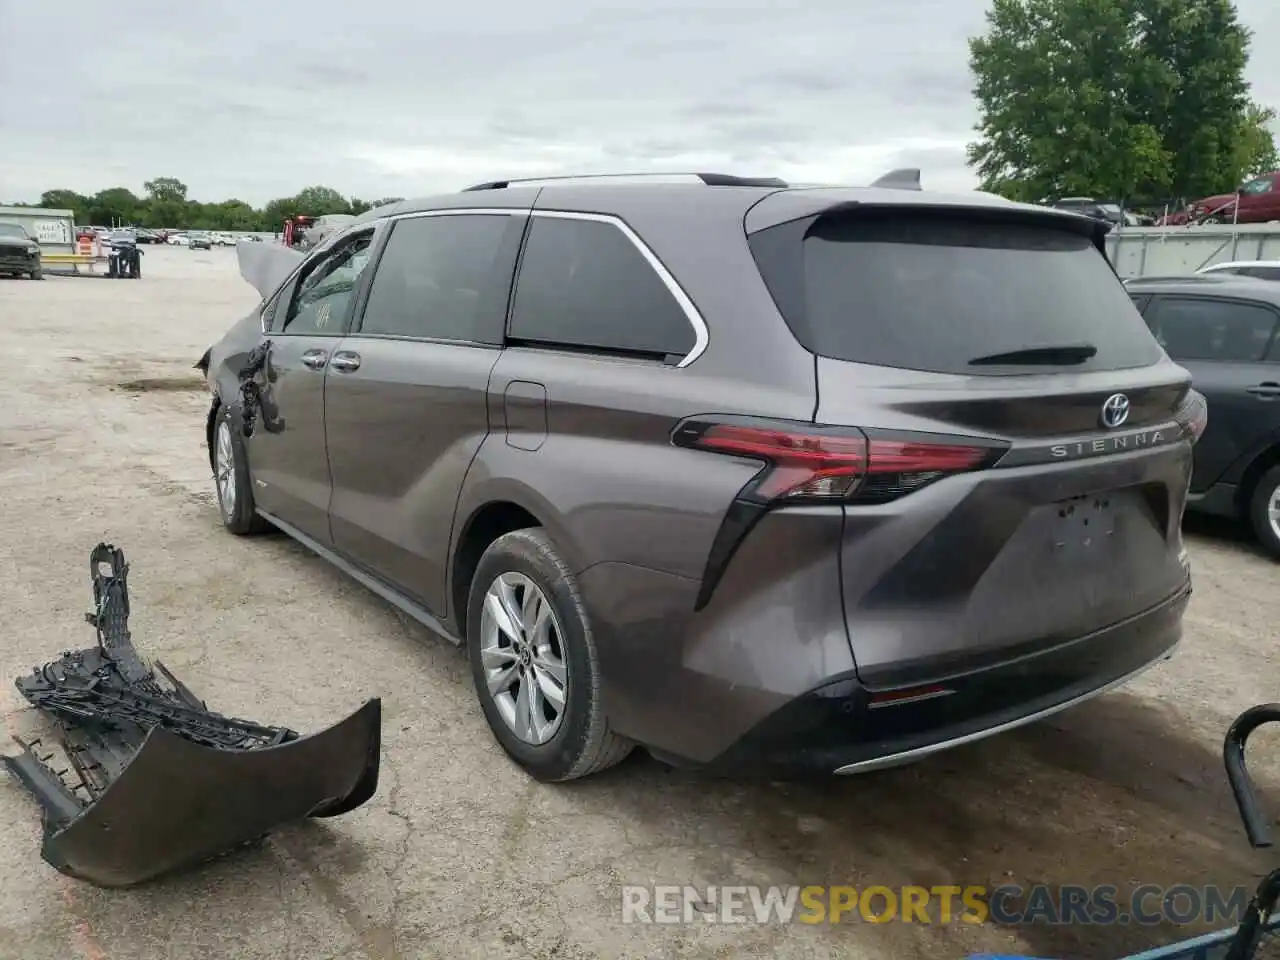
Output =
[
  {"x1": 509, "y1": 216, "x2": 697, "y2": 360},
  {"x1": 1147, "y1": 296, "x2": 1279, "y2": 362},
  {"x1": 1241, "y1": 265, "x2": 1280, "y2": 281},
  {"x1": 261, "y1": 284, "x2": 288, "y2": 330},
  {"x1": 358, "y1": 214, "x2": 512, "y2": 343},
  {"x1": 1128, "y1": 293, "x2": 1150, "y2": 315},
  {"x1": 281, "y1": 233, "x2": 374, "y2": 335}
]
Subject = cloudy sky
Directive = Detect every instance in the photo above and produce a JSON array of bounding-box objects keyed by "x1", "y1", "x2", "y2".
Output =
[{"x1": 1, "y1": 0, "x2": 1277, "y2": 206}]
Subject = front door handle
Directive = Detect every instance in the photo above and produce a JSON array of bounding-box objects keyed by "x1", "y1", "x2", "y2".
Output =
[
  {"x1": 300, "y1": 349, "x2": 329, "y2": 371},
  {"x1": 1246, "y1": 381, "x2": 1280, "y2": 398},
  {"x1": 329, "y1": 351, "x2": 361, "y2": 373}
]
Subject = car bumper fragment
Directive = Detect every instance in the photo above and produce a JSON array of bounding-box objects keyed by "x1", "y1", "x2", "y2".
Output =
[{"x1": 3, "y1": 543, "x2": 381, "y2": 888}]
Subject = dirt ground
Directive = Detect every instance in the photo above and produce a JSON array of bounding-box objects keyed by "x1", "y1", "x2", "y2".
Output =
[{"x1": 0, "y1": 245, "x2": 1277, "y2": 960}]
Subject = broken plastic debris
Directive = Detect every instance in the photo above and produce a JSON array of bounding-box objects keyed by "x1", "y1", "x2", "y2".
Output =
[{"x1": 3, "y1": 543, "x2": 381, "y2": 887}]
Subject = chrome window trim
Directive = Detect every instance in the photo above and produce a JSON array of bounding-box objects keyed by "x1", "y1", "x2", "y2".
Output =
[{"x1": 383, "y1": 206, "x2": 710, "y2": 367}]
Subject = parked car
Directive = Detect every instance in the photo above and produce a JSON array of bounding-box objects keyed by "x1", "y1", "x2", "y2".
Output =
[
  {"x1": 133, "y1": 228, "x2": 163, "y2": 244},
  {"x1": 1050, "y1": 197, "x2": 1122, "y2": 227},
  {"x1": 1126, "y1": 274, "x2": 1280, "y2": 556},
  {"x1": 198, "y1": 171, "x2": 1203, "y2": 782},
  {"x1": 167, "y1": 233, "x2": 189, "y2": 246},
  {"x1": 188, "y1": 232, "x2": 212, "y2": 250},
  {"x1": 1185, "y1": 171, "x2": 1280, "y2": 224},
  {"x1": 1198, "y1": 260, "x2": 1280, "y2": 281},
  {"x1": 0, "y1": 221, "x2": 42, "y2": 279}
]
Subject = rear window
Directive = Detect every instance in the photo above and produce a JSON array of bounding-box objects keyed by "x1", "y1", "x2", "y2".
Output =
[{"x1": 749, "y1": 212, "x2": 1164, "y2": 375}]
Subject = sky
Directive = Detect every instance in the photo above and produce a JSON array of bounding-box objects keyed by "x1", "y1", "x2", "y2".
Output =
[{"x1": 0, "y1": 0, "x2": 1277, "y2": 207}]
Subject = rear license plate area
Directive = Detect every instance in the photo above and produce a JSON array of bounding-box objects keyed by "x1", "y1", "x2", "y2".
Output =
[{"x1": 1050, "y1": 493, "x2": 1119, "y2": 561}]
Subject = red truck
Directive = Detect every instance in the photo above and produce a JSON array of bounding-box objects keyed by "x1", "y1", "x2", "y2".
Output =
[{"x1": 1164, "y1": 170, "x2": 1280, "y2": 225}]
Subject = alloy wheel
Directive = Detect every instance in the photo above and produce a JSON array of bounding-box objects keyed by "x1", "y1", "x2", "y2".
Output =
[
  {"x1": 215, "y1": 421, "x2": 236, "y2": 519},
  {"x1": 478, "y1": 572, "x2": 569, "y2": 745},
  {"x1": 1268, "y1": 481, "x2": 1280, "y2": 543}
]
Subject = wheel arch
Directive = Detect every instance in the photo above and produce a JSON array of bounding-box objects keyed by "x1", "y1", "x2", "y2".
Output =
[
  {"x1": 1237, "y1": 441, "x2": 1280, "y2": 513},
  {"x1": 205, "y1": 396, "x2": 222, "y2": 474},
  {"x1": 447, "y1": 478, "x2": 592, "y2": 640}
]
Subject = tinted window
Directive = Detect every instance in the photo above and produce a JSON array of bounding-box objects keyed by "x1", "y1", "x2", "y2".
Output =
[
  {"x1": 509, "y1": 216, "x2": 696, "y2": 359},
  {"x1": 750, "y1": 212, "x2": 1162, "y2": 375},
  {"x1": 358, "y1": 214, "x2": 511, "y2": 342},
  {"x1": 1239, "y1": 265, "x2": 1280, "y2": 281},
  {"x1": 1147, "y1": 297, "x2": 1278, "y2": 362},
  {"x1": 282, "y1": 234, "x2": 374, "y2": 335}
]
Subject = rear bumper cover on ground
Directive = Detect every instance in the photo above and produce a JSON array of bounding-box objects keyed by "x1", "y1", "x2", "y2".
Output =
[
  {"x1": 698, "y1": 578, "x2": 1190, "y2": 777},
  {"x1": 3, "y1": 543, "x2": 381, "y2": 887}
]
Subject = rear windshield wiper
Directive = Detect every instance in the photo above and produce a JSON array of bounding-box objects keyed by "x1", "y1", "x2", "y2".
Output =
[{"x1": 968, "y1": 344, "x2": 1098, "y2": 366}]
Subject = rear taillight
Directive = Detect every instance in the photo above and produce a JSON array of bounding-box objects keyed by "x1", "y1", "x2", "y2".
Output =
[
  {"x1": 677, "y1": 418, "x2": 1007, "y2": 610},
  {"x1": 1174, "y1": 389, "x2": 1208, "y2": 445},
  {"x1": 672, "y1": 419, "x2": 1006, "y2": 505}
]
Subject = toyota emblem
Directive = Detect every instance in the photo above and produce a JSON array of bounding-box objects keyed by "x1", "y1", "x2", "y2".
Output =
[{"x1": 1100, "y1": 393, "x2": 1130, "y2": 429}]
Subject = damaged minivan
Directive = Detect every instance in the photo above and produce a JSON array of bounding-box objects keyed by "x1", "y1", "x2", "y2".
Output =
[{"x1": 197, "y1": 171, "x2": 1206, "y2": 781}]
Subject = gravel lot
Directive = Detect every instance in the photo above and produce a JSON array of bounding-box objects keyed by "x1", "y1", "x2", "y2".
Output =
[{"x1": 0, "y1": 245, "x2": 1277, "y2": 960}]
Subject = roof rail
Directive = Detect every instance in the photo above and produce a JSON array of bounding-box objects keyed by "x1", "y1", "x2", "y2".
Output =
[
  {"x1": 462, "y1": 172, "x2": 789, "y2": 191},
  {"x1": 869, "y1": 168, "x2": 922, "y2": 191}
]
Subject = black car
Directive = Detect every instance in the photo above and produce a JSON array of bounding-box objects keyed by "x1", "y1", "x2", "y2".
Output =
[
  {"x1": 0, "y1": 222, "x2": 42, "y2": 279},
  {"x1": 1127, "y1": 275, "x2": 1280, "y2": 556}
]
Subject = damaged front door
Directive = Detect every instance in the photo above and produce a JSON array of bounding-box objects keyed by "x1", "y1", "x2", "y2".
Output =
[{"x1": 247, "y1": 230, "x2": 376, "y2": 544}]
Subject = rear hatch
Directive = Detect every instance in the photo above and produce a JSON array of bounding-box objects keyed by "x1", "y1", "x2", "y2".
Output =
[{"x1": 747, "y1": 200, "x2": 1199, "y2": 687}]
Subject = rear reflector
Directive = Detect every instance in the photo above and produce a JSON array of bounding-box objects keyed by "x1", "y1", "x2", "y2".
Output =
[
  {"x1": 868, "y1": 684, "x2": 955, "y2": 708},
  {"x1": 673, "y1": 419, "x2": 1006, "y2": 505}
]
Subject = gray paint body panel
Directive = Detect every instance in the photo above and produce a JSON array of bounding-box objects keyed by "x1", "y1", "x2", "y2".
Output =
[{"x1": 205, "y1": 178, "x2": 1196, "y2": 772}]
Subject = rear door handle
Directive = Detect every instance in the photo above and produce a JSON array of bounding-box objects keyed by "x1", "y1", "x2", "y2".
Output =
[
  {"x1": 1246, "y1": 382, "x2": 1280, "y2": 398},
  {"x1": 329, "y1": 351, "x2": 361, "y2": 373},
  {"x1": 300, "y1": 349, "x2": 328, "y2": 371}
]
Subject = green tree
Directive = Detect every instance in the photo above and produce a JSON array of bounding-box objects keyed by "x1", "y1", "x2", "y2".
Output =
[
  {"x1": 38, "y1": 189, "x2": 89, "y2": 215},
  {"x1": 968, "y1": 0, "x2": 1276, "y2": 202},
  {"x1": 1234, "y1": 104, "x2": 1279, "y2": 179},
  {"x1": 89, "y1": 187, "x2": 142, "y2": 226},
  {"x1": 143, "y1": 177, "x2": 188, "y2": 203},
  {"x1": 292, "y1": 185, "x2": 351, "y2": 216},
  {"x1": 145, "y1": 199, "x2": 187, "y2": 230}
]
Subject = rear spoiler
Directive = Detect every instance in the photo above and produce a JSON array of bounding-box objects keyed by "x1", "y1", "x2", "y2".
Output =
[{"x1": 744, "y1": 195, "x2": 1111, "y2": 256}]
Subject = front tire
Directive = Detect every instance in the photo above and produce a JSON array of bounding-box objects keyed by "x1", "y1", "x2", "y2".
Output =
[
  {"x1": 29, "y1": 267, "x2": 42, "y2": 280},
  {"x1": 466, "y1": 528, "x2": 633, "y2": 781},
  {"x1": 213, "y1": 403, "x2": 269, "y2": 535},
  {"x1": 1248, "y1": 465, "x2": 1280, "y2": 560}
]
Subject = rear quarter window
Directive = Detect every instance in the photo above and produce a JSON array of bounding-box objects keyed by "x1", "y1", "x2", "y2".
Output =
[
  {"x1": 749, "y1": 211, "x2": 1164, "y2": 375},
  {"x1": 508, "y1": 216, "x2": 697, "y2": 361}
]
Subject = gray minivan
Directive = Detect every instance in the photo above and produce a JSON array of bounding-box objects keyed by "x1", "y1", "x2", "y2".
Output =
[{"x1": 199, "y1": 171, "x2": 1204, "y2": 781}]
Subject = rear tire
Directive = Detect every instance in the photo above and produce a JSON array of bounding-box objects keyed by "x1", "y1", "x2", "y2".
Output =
[
  {"x1": 466, "y1": 528, "x2": 633, "y2": 781},
  {"x1": 213, "y1": 403, "x2": 270, "y2": 536},
  {"x1": 1248, "y1": 465, "x2": 1280, "y2": 560}
]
